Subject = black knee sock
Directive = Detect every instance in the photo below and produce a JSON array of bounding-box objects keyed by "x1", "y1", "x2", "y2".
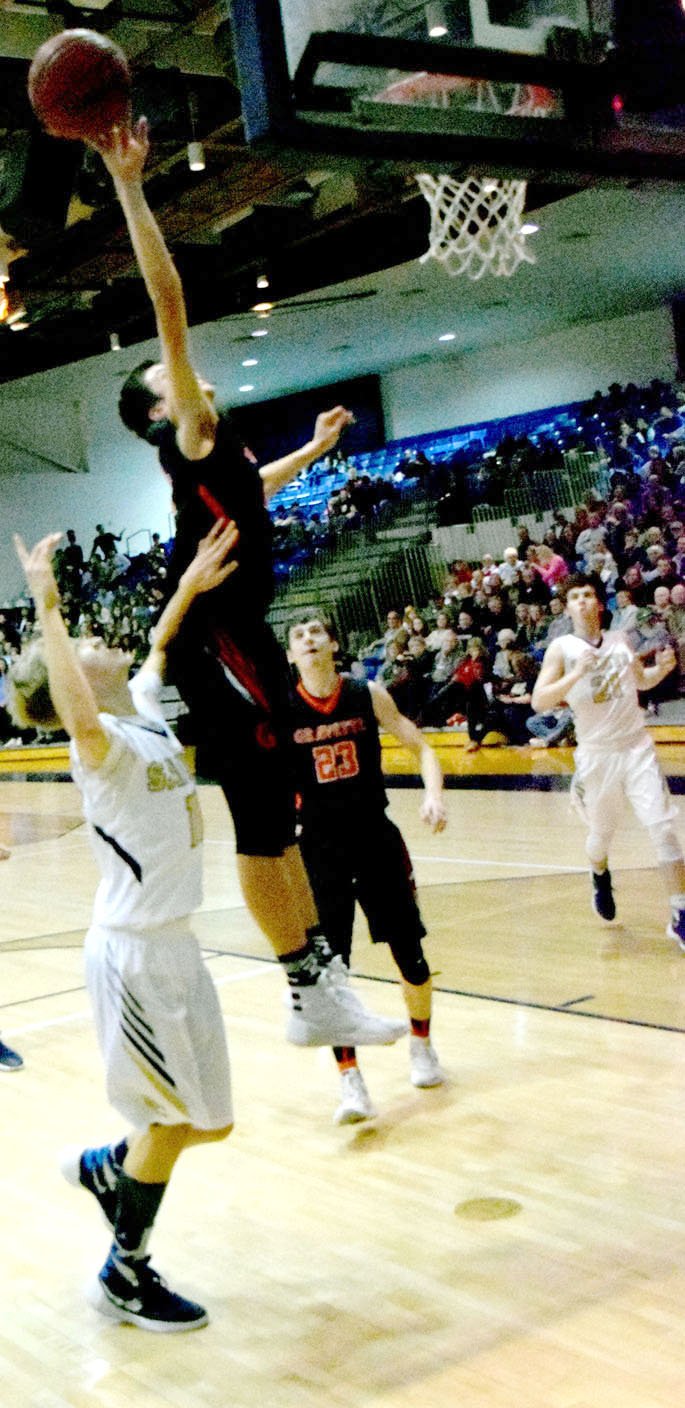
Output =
[{"x1": 111, "y1": 1172, "x2": 167, "y2": 1262}]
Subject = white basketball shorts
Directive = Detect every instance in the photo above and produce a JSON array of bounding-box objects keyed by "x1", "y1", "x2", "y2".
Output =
[
  {"x1": 570, "y1": 734, "x2": 678, "y2": 838},
  {"x1": 84, "y1": 920, "x2": 233, "y2": 1131}
]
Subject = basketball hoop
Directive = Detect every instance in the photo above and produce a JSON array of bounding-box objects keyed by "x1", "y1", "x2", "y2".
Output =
[{"x1": 416, "y1": 173, "x2": 536, "y2": 281}]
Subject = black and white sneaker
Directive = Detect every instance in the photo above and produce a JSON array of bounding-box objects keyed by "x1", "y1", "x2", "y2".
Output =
[
  {"x1": 591, "y1": 869, "x2": 616, "y2": 922},
  {"x1": 91, "y1": 1252, "x2": 209, "y2": 1332},
  {"x1": 286, "y1": 966, "x2": 407, "y2": 1047},
  {"x1": 666, "y1": 906, "x2": 685, "y2": 950},
  {"x1": 60, "y1": 1143, "x2": 124, "y2": 1229},
  {"x1": 0, "y1": 1039, "x2": 23, "y2": 1072}
]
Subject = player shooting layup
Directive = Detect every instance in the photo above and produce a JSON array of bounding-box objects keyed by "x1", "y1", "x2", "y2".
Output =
[{"x1": 91, "y1": 118, "x2": 405, "y2": 1051}]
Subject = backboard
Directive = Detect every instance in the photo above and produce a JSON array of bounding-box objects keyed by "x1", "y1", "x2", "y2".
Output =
[{"x1": 229, "y1": 2, "x2": 685, "y2": 181}]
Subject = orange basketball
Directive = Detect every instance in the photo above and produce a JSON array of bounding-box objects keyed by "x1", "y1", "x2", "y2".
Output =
[{"x1": 28, "y1": 29, "x2": 131, "y2": 143}]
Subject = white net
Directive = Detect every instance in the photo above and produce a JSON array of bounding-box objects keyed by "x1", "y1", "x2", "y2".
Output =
[{"x1": 416, "y1": 174, "x2": 536, "y2": 281}]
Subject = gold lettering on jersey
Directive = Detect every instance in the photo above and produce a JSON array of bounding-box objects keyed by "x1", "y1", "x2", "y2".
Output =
[
  {"x1": 147, "y1": 759, "x2": 188, "y2": 793},
  {"x1": 293, "y1": 716, "x2": 366, "y2": 745},
  {"x1": 590, "y1": 660, "x2": 623, "y2": 704},
  {"x1": 185, "y1": 791, "x2": 203, "y2": 848}
]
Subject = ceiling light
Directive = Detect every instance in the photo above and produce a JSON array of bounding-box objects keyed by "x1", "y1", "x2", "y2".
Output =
[
  {"x1": 239, "y1": 384, "x2": 254, "y2": 392},
  {"x1": 242, "y1": 357, "x2": 258, "y2": 366},
  {"x1": 252, "y1": 301, "x2": 273, "y2": 313},
  {"x1": 10, "y1": 320, "x2": 29, "y2": 332},
  {"x1": 256, "y1": 274, "x2": 270, "y2": 289},
  {"x1": 187, "y1": 141, "x2": 205, "y2": 172},
  {"x1": 426, "y1": 2, "x2": 448, "y2": 37},
  {"x1": 251, "y1": 329, "x2": 268, "y2": 338},
  {"x1": 520, "y1": 221, "x2": 539, "y2": 235},
  {"x1": 438, "y1": 332, "x2": 456, "y2": 341}
]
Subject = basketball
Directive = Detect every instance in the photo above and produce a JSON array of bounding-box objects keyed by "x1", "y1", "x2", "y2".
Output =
[{"x1": 28, "y1": 29, "x2": 131, "y2": 143}]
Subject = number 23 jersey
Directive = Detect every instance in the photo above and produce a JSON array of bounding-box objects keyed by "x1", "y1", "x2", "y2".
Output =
[{"x1": 291, "y1": 675, "x2": 388, "y2": 826}]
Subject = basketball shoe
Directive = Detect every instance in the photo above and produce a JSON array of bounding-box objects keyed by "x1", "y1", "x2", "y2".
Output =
[
  {"x1": 334, "y1": 1068, "x2": 377, "y2": 1125},
  {"x1": 60, "y1": 1141, "x2": 126, "y2": 1229},
  {"x1": 286, "y1": 966, "x2": 407, "y2": 1047},
  {"x1": 666, "y1": 903, "x2": 685, "y2": 950},
  {"x1": 410, "y1": 1038, "x2": 445, "y2": 1088},
  {"x1": 591, "y1": 868, "x2": 616, "y2": 922},
  {"x1": 0, "y1": 1038, "x2": 23, "y2": 1072},
  {"x1": 92, "y1": 1251, "x2": 208, "y2": 1332}
]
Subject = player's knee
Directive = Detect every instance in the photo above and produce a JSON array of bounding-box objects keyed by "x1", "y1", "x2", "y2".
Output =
[
  {"x1": 191, "y1": 1123, "x2": 233, "y2": 1145},
  {"x1": 388, "y1": 936, "x2": 431, "y2": 987},
  {"x1": 648, "y1": 821, "x2": 684, "y2": 865}
]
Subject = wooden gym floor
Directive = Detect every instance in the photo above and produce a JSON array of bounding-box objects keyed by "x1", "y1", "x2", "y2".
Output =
[{"x1": 1, "y1": 750, "x2": 685, "y2": 1408}]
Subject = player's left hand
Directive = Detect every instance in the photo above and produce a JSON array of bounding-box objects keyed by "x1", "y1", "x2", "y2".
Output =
[
  {"x1": 420, "y1": 796, "x2": 447, "y2": 833},
  {"x1": 312, "y1": 406, "x2": 355, "y2": 455},
  {"x1": 13, "y1": 531, "x2": 63, "y2": 611}
]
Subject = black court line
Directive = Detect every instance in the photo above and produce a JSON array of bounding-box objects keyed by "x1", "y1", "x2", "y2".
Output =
[
  {"x1": 364, "y1": 970, "x2": 685, "y2": 1036},
  {"x1": 557, "y1": 994, "x2": 595, "y2": 1008},
  {"x1": 386, "y1": 773, "x2": 685, "y2": 793},
  {"x1": 3, "y1": 937, "x2": 683, "y2": 1037}
]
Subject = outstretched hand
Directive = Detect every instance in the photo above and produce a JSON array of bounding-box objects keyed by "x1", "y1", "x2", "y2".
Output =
[
  {"x1": 90, "y1": 117, "x2": 150, "y2": 184},
  {"x1": 312, "y1": 406, "x2": 355, "y2": 456},
  {"x1": 180, "y1": 518, "x2": 240, "y2": 596},
  {"x1": 13, "y1": 531, "x2": 63, "y2": 611}
]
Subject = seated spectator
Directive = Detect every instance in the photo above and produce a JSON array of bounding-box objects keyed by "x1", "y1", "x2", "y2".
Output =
[
  {"x1": 425, "y1": 609, "x2": 454, "y2": 653},
  {"x1": 530, "y1": 543, "x2": 569, "y2": 589},
  {"x1": 489, "y1": 650, "x2": 538, "y2": 745},
  {"x1": 428, "y1": 627, "x2": 461, "y2": 686},
  {"x1": 515, "y1": 564, "x2": 550, "y2": 606},
  {"x1": 481, "y1": 593, "x2": 514, "y2": 641},
  {"x1": 574, "y1": 512, "x2": 606, "y2": 566},
  {"x1": 378, "y1": 634, "x2": 410, "y2": 688},
  {"x1": 512, "y1": 602, "x2": 532, "y2": 649},
  {"x1": 497, "y1": 546, "x2": 523, "y2": 587},
  {"x1": 388, "y1": 633, "x2": 433, "y2": 720},
  {"x1": 621, "y1": 563, "x2": 651, "y2": 606},
  {"x1": 421, "y1": 636, "x2": 490, "y2": 736},
  {"x1": 454, "y1": 610, "x2": 477, "y2": 646},
  {"x1": 666, "y1": 583, "x2": 685, "y2": 691},
  {"x1": 492, "y1": 628, "x2": 517, "y2": 679},
  {"x1": 588, "y1": 545, "x2": 619, "y2": 596},
  {"x1": 611, "y1": 586, "x2": 639, "y2": 636}
]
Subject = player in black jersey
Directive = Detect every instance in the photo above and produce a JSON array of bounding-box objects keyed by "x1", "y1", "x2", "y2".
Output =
[
  {"x1": 287, "y1": 615, "x2": 448, "y2": 1123},
  {"x1": 95, "y1": 120, "x2": 405, "y2": 1053}
]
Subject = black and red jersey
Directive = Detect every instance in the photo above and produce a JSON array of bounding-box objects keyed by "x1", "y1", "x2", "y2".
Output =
[
  {"x1": 159, "y1": 413, "x2": 274, "y2": 641},
  {"x1": 291, "y1": 675, "x2": 388, "y2": 827}
]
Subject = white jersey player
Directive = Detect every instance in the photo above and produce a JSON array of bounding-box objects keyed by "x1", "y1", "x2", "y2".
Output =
[
  {"x1": 9, "y1": 521, "x2": 238, "y2": 1332},
  {"x1": 532, "y1": 574, "x2": 685, "y2": 942}
]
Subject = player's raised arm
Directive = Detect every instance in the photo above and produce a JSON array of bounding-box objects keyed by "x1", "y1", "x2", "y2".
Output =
[
  {"x1": 259, "y1": 407, "x2": 355, "y2": 500},
  {"x1": 13, "y1": 533, "x2": 109, "y2": 769},
  {"x1": 95, "y1": 121, "x2": 216, "y2": 461},
  {"x1": 369, "y1": 681, "x2": 447, "y2": 833}
]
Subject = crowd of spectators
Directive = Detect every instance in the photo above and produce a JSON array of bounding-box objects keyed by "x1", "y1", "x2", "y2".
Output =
[
  {"x1": 351, "y1": 377, "x2": 685, "y2": 747},
  {"x1": 0, "y1": 525, "x2": 168, "y2": 743}
]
